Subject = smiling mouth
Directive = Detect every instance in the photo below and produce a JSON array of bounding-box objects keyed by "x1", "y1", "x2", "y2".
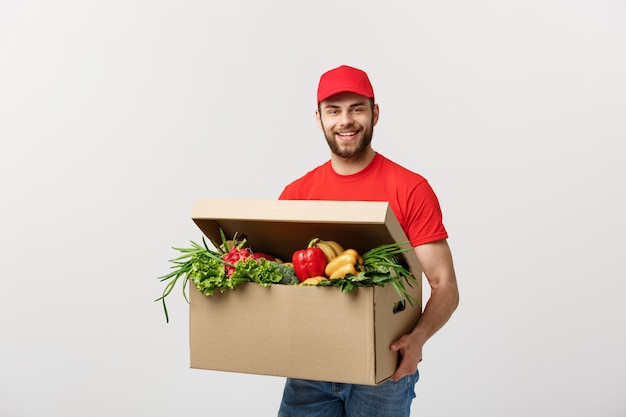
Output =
[{"x1": 336, "y1": 131, "x2": 358, "y2": 140}]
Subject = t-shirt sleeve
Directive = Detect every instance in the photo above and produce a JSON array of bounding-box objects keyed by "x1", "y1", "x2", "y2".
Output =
[
  {"x1": 405, "y1": 180, "x2": 448, "y2": 247},
  {"x1": 278, "y1": 182, "x2": 299, "y2": 200}
]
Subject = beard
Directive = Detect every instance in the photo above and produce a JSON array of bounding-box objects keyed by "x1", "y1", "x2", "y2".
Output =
[{"x1": 321, "y1": 120, "x2": 374, "y2": 159}]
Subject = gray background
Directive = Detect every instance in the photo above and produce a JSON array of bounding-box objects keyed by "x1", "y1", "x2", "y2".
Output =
[{"x1": 1, "y1": 0, "x2": 624, "y2": 416}]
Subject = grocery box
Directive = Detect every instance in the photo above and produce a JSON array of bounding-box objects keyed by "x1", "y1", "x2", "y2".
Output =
[{"x1": 189, "y1": 199, "x2": 423, "y2": 385}]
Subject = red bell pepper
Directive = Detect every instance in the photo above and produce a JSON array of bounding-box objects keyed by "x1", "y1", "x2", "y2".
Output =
[{"x1": 292, "y1": 239, "x2": 327, "y2": 282}]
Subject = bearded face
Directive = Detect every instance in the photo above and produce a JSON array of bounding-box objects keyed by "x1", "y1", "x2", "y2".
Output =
[
  {"x1": 320, "y1": 115, "x2": 374, "y2": 159},
  {"x1": 317, "y1": 94, "x2": 377, "y2": 160}
]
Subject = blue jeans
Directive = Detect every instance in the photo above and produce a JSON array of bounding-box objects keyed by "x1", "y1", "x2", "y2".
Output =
[{"x1": 277, "y1": 371, "x2": 419, "y2": 417}]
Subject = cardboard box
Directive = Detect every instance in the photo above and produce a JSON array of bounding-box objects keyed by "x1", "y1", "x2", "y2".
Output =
[{"x1": 189, "y1": 199, "x2": 423, "y2": 385}]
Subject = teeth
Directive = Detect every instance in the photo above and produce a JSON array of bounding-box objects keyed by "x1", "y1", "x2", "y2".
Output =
[{"x1": 338, "y1": 132, "x2": 356, "y2": 136}]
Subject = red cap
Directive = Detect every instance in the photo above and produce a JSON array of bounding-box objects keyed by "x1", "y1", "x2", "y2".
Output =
[{"x1": 317, "y1": 65, "x2": 375, "y2": 105}]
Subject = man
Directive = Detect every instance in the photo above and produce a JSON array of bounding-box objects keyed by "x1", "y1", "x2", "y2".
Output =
[{"x1": 277, "y1": 65, "x2": 459, "y2": 417}]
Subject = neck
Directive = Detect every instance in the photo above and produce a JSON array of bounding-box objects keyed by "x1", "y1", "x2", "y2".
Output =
[{"x1": 330, "y1": 147, "x2": 376, "y2": 175}]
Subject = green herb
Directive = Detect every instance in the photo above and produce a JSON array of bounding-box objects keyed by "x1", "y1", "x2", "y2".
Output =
[
  {"x1": 155, "y1": 238, "x2": 225, "y2": 323},
  {"x1": 156, "y1": 233, "x2": 284, "y2": 323}
]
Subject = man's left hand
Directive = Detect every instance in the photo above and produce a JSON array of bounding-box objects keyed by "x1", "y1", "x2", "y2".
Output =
[{"x1": 389, "y1": 333, "x2": 422, "y2": 381}]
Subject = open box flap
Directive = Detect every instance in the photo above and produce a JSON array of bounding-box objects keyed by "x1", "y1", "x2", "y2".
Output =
[{"x1": 191, "y1": 199, "x2": 423, "y2": 283}]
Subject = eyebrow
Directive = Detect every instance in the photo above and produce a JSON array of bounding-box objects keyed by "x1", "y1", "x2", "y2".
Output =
[{"x1": 322, "y1": 101, "x2": 367, "y2": 110}]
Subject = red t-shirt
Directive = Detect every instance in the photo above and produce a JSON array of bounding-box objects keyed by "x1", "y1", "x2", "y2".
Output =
[{"x1": 279, "y1": 153, "x2": 448, "y2": 247}]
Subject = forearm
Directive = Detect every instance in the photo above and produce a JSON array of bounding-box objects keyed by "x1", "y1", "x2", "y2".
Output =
[
  {"x1": 411, "y1": 278, "x2": 459, "y2": 345},
  {"x1": 390, "y1": 241, "x2": 459, "y2": 380},
  {"x1": 411, "y1": 239, "x2": 459, "y2": 345}
]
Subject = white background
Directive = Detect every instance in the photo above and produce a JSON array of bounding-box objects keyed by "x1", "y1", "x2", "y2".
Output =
[{"x1": 1, "y1": 1, "x2": 625, "y2": 416}]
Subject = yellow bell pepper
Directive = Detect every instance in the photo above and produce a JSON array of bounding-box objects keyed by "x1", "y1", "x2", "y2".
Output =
[
  {"x1": 324, "y1": 249, "x2": 361, "y2": 279},
  {"x1": 298, "y1": 276, "x2": 328, "y2": 286}
]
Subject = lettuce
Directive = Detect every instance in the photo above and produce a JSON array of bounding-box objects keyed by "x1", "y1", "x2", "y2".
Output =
[{"x1": 229, "y1": 258, "x2": 283, "y2": 287}]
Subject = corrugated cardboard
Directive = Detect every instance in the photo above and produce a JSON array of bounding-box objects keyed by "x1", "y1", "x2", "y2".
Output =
[{"x1": 189, "y1": 199, "x2": 423, "y2": 385}]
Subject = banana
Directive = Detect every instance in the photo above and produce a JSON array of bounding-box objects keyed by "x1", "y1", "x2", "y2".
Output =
[
  {"x1": 317, "y1": 243, "x2": 338, "y2": 263},
  {"x1": 312, "y1": 238, "x2": 345, "y2": 263},
  {"x1": 324, "y1": 240, "x2": 345, "y2": 257}
]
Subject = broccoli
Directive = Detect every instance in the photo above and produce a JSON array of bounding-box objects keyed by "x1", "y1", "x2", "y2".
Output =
[{"x1": 275, "y1": 262, "x2": 299, "y2": 285}]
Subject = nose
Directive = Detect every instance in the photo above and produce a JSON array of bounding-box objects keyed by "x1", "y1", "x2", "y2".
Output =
[{"x1": 338, "y1": 111, "x2": 353, "y2": 126}]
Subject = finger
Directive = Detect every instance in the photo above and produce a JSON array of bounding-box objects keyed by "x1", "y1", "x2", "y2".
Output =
[
  {"x1": 389, "y1": 337, "x2": 407, "y2": 352},
  {"x1": 391, "y1": 365, "x2": 410, "y2": 382}
]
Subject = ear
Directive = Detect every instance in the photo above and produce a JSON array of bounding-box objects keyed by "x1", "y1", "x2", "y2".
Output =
[
  {"x1": 372, "y1": 103, "x2": 380, "y2": 127},
  {"x1": 315, "y1": 109, "x2": 323, "y2": 130}
]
